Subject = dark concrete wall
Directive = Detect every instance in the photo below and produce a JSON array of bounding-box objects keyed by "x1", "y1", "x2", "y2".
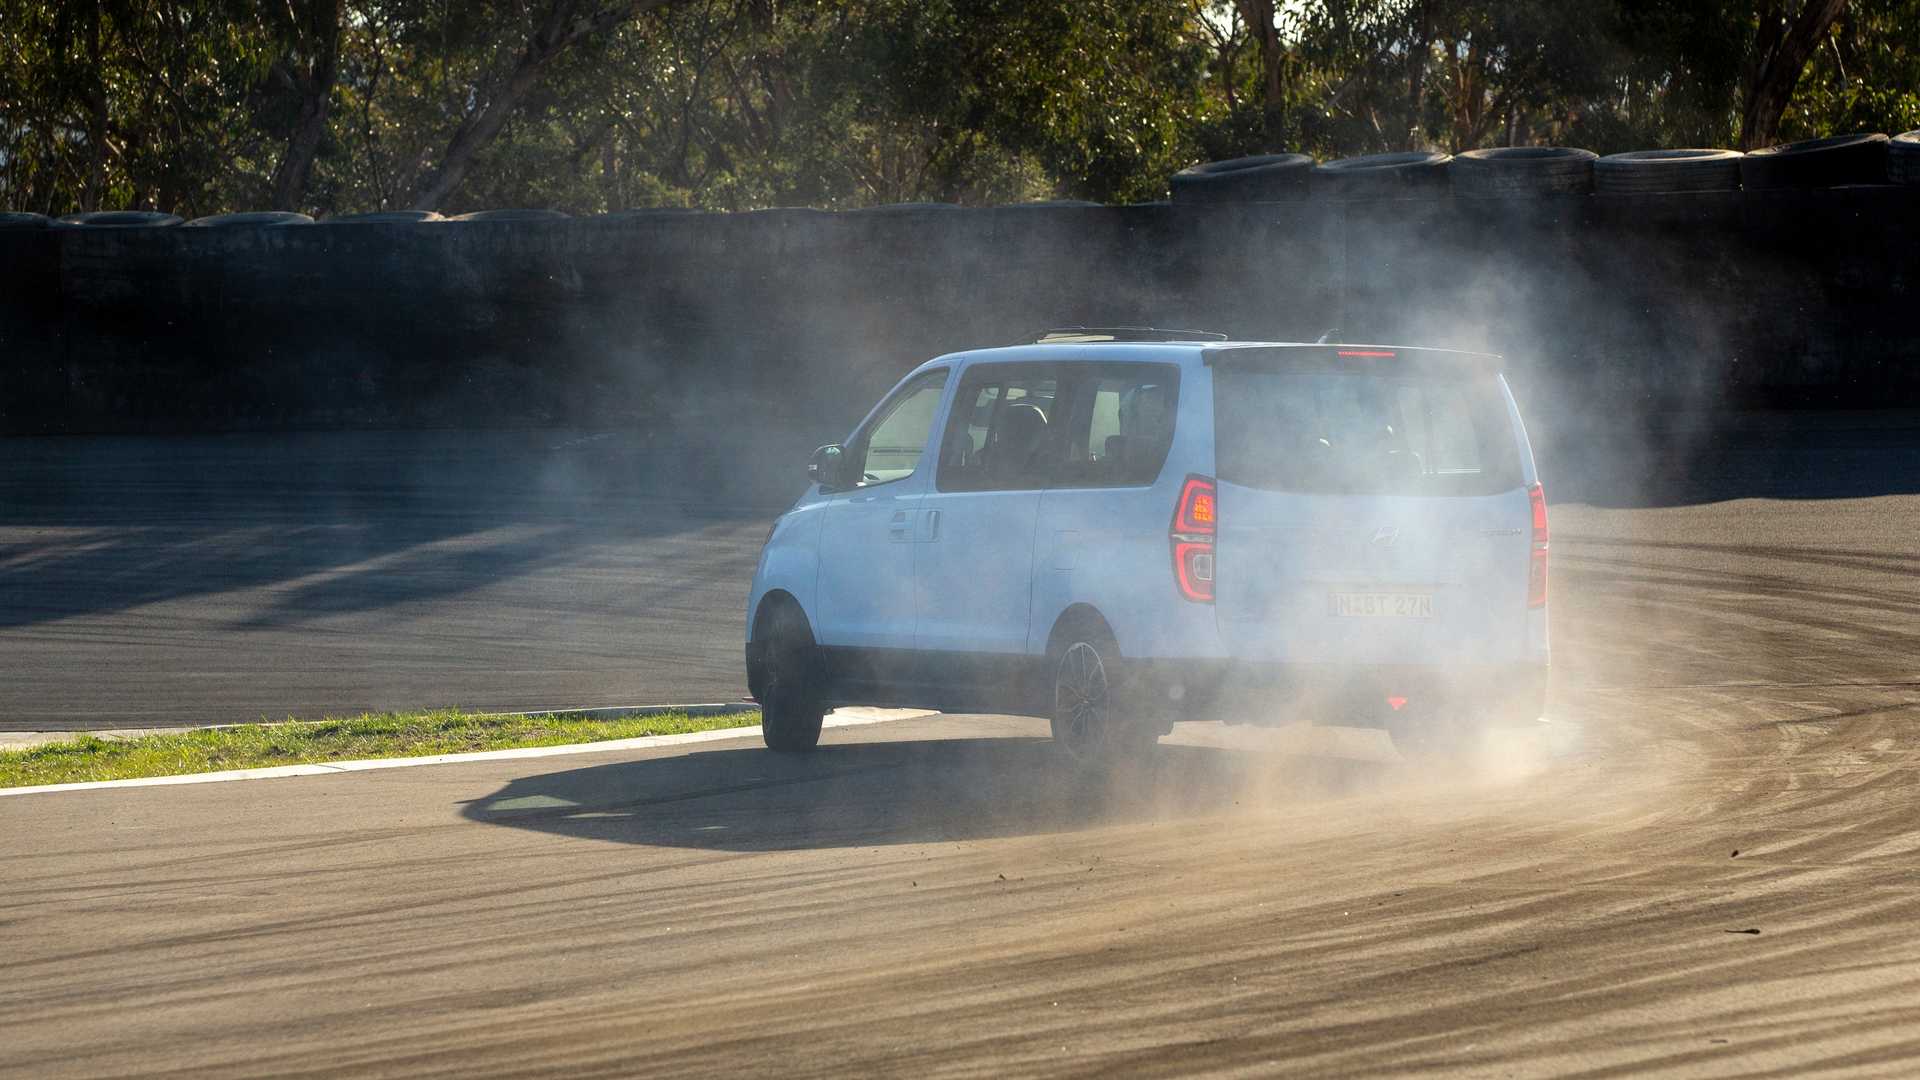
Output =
[{"x1": 2, "y1": 190, "x2": 1915, "y2": 442}]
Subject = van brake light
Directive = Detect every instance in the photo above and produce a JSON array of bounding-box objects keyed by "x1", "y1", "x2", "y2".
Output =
[
  {"x1": 1172, "y1": 475, "x2": 1216, "y2": 603},
  {"x1": 1527, "y1": 482, "x2": 1548, "y2": 608}
]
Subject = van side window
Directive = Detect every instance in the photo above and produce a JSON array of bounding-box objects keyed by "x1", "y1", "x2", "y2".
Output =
[
  {"x1": 848, "y1": 368, "x2": 948, "y2": 487},
  {"x1": 1053, "y1": 364, "x2": 1181, "y2": 488},
  {"x1": 937, "y1": 365, "x2": 1060, "y2": 491}
]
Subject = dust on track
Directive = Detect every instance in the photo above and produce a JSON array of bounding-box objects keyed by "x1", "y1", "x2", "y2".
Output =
[{"x1": 2, "y1": 491, "x2": 1918, "y2": 1075}]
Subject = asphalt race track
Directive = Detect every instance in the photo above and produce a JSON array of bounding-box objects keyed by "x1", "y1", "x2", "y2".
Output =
[
  {"x1": 0, "y1": 430, "x2": 790, "y2": 729},
  {"x1": 2, "y1": 417, "x2": 1919, "y2": 1075}
]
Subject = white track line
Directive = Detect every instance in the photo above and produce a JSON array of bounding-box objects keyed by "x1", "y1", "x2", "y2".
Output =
[{"x1": 0, "y1": 709, "x2": 933, "y2": 798}]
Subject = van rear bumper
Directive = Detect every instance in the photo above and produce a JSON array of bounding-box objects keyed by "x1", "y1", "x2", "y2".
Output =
[{"x1": 1130, "y1": 659, "x2": 1548, "y2": 729}]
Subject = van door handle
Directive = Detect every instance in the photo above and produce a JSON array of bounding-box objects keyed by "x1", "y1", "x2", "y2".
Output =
[{"x1": 924, "y1": 509, "x2": 940, "y2": 542}]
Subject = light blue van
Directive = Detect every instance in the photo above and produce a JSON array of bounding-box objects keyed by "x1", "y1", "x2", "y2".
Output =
[{"x1": 745, "y1": 328, "x2": 1549, "y2": 765}]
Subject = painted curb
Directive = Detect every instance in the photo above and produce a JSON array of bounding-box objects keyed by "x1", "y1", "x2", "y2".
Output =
[{"x1": 0, "y1": 708, "x2": 932, "y2": 798}]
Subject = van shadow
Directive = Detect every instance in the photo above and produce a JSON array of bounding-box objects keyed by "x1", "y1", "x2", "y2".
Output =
[{"x1": 461, "y1": 736, "x2": 1395, "y2": 851}]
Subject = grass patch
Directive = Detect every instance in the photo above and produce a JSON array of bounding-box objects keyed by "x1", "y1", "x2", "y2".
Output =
[{"x1": 0, "y1": 708, "x2": 761, "y2": 789}]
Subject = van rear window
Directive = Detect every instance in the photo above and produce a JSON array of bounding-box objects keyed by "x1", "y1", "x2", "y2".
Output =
[{"x1": 1213, "y1": 368, "x2": 1520, "y2": 495}]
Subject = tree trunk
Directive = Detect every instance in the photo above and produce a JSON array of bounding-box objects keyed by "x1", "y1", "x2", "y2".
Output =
[
  {"x1": 1738, "y1": 0, "x2": 1849, "y2": 150},
  {"x1": 269, "y1": 0, "x2": 345, "y2": 212},
  {"x1": 409, "y1": 0, "x2": 673, "y2": 211},
  {"x1": 1404, "y1": 0, "x2": 1431, "y2": 150},
  {"x1": 1234, "y1": 0, "x2": 1285, "y2": 146}
]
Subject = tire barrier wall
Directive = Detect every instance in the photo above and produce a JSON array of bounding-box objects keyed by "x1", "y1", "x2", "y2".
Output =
[{"x1": 0, "y1": 190, "x2": 1915, "y2": 441}]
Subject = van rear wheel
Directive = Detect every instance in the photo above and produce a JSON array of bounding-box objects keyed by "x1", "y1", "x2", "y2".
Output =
[
  {"x1": 1049, "y1": 624, "x2": 1154, "y2": 769},
  {"x1": 1385, "y1": 711, "x2": 1479, "y2": 761}
]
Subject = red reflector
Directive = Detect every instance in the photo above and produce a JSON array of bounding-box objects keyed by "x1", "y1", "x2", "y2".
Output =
[
  {"x1": 1386, "y1": 696, "x2": 1408, "y2": 711},
  {"x1": 1527, "y1": 482, "x2": 1548, "y2": 608},
  {"x1": 1336, "y1": 349, "x2": 1396, "y2": 358},
  {"x1": 1174, "y1": 541, "x2": 1214, "y2": 603}
]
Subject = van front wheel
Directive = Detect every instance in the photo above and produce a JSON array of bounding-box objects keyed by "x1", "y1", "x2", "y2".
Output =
[{"x1": 754, "y1": 608, "x2": 825, "y2": 753}]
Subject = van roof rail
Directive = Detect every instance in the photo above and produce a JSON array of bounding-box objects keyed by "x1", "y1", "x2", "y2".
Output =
[{"x1": 1024, "y1": 325, "x2": 1229, "y2": 345}]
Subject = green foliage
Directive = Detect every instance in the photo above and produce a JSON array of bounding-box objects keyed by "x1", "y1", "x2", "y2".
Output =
[
  {"x1": 1779, "y1": 0, "x2": 1920, "y2": 141},
  {"x1": 0, "y1": 708, "x2": 762, "y2": 787},
  {"x1": 2, "y1": 0, "x2": 1915, "y2": 218}
]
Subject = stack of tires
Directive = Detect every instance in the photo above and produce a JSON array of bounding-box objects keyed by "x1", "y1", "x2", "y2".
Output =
[
  {"x1": 0, "y1": 212, "x2": 50, "y2": 229},
  {"x1": 1171, "y1": 129, "x2": 1915, "y2": 201}
]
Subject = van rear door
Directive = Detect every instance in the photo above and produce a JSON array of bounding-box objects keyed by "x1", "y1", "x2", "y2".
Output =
[{"x1": 1208, "y1": 347, "x2": 1532, "y2": 667}]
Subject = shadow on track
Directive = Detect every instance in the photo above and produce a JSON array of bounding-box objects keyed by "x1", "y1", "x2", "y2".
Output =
[
  {"x1": 0, "y1": 430, "x2": 784, "y2": 629},
  {"x1": 461, "y1": 736, "x2": 1394, "y2": 851}
]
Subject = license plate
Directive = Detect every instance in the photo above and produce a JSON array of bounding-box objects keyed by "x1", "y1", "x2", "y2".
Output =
[{"x1": 1329, "y1": 592, "x2": 1434, "y2": 618}]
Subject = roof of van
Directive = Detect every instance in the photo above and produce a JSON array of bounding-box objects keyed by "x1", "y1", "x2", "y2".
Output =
[{"x1": 932, "y1": 339, "x2": 1503, "y2": 367}]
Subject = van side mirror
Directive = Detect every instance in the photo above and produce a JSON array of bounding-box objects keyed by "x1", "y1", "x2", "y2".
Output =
[{"x1": 808, "y1": 444, "x2": 849, "y2": 490}]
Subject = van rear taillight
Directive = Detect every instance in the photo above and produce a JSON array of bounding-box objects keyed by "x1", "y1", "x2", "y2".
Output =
[
  {"x1": 1172, "y1": 475, "x2": 1216, "y2": 603},
  {"x1": 1527, "y1": 482, "x2": 1548, "y2": 608}
]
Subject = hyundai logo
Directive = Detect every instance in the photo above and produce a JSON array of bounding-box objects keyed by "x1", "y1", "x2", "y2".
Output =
[{"x1": 1370, "y1": 526, "x2": 1399, "y2": 547}]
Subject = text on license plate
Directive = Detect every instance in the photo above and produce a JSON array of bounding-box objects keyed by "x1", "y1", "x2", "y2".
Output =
[{"x1": 1329, "y1": 592, "x2": 1434, "y2": 618}]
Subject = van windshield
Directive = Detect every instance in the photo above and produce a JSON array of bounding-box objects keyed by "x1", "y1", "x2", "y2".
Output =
[{"x1": 1213, "y1": 366, "x2": 1521, "y2": 495}]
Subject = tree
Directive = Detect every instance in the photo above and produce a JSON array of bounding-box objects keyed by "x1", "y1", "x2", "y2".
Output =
[
  {"x1": 1739, "y1": 0, "x2": 1849, "y2": 149},
  {"x1": 4, "y1": 0, "x2": 1917, "y2": 217},
  {"x1": 1778, "y1": 0, "x2": 1920, "y2": 140},
  {"x1": 406, "y1": 0, "x2": 679, "y2": 210}
]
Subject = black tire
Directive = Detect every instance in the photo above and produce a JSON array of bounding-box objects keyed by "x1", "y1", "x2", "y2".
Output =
[
  {"x1": 1047, "y1": 617, "x2": 1154, "y2": 769},
  {"x1": 604, "y1": 207, "x2": 704, "y2": 216},
  {"x1": 1311, "y1": 151, "x2": 1452, "y2": 200},
  {"x1": 1385, "y1": 710, "x2": 1473, "y2": 760},
  {"x1": 1890, "y1": 131, "x2": 1920, "y2": 186},
  {"x1": 752, "y1": 604, "x2": 826, "y2": 753},
  {"x1": 1452, "y1": 147, "x2": 1597, "y2": 197},
  {"x1": 1594, "y1": 149, "x2": 1743, "y2": 194},
  {"x1": 448, "y1": 208, "x2": 571, "y2": 221},
  {"x1": 849, "y1": 202, "x2": 962, "y2": 213},
  {"x1": 1739, "y1": 133, "x2": 1889, "y2": 190},
  {"x1": 0, "y1": 211, "x2": 49, "y2": 229},
  {"x1": 327, "y1": 210, "x2": 445, "y2": 224},
  {"x1": 1170, "y1": 153, "x2": 1314, "y2": 205},
  {"x1": 183, "y1": 211, "x2": 314, "y2": 227},
  {"x1": 52, "y1": 211, "x2": 183, "y2": 228}
]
